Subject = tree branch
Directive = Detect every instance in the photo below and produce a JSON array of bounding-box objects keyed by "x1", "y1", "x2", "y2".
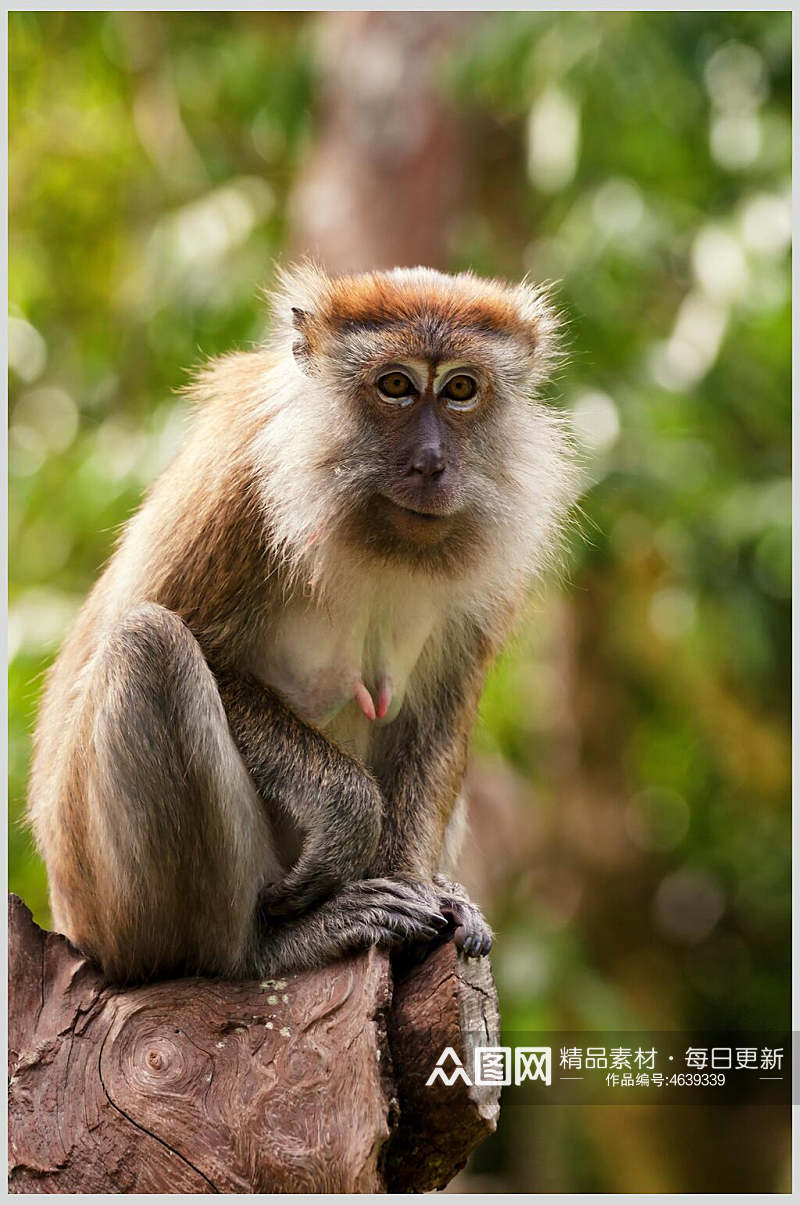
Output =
[{"x1": 8, "y1": 894, "x2": 500, "y2": 1193}]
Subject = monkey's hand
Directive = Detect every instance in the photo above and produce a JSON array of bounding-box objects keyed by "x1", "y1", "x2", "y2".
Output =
[
  {"x1": 261, "y1": 877, "x2": 450, "y2": 955},
  {"x1": 331, "y1": 878, "x2": 450, "y2": 947},
  {"x1": 433, "y1": 875, "x2": 493, "y2": 958}
]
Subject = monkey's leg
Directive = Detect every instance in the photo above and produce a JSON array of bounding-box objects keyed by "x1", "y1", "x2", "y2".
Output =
[
  {"x1": 76, "y1": 603, "x2": 274, "y2": 982},
  {"x1": 214, "y1": 671, "x2": 387, "y2": 918}
]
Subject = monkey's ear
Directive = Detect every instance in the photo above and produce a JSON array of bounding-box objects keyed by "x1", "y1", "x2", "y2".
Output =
[
  {"x1": 290, "y1": 306, "x2": 313, "y2": 369},
  {"x1": 267, "y1": 260, "x2": 332, "y2": 373},
  {"x1": 512, "y1": 279, "x2": 562, "y2": 381}
]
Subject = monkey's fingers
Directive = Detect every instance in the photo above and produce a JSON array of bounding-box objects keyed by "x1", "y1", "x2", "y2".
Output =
[
  {"x1": 353, "y1": 907, "x2": 444, "y2": 945},
  {"x1": 458, "y1": 928, "x2": 493, "y2": 957},
  {"x1": 347, "y1": 879, "x2": 449, "y2": 927},
  {"x1": 338, "y1": 919, "x2": 441, "y2": 953},
  {"x1": 440, "y1": 899, "x2": 493, "y2": 958},
  {"x1": 335, "y1": 879, "x2": 449, "y2": 930},
  {"x1": 374, "y1": 872, "x2": 449, "y2": 908},
  {"x1": 350, "y1": 876, "x2": 439, "y2": 902}
]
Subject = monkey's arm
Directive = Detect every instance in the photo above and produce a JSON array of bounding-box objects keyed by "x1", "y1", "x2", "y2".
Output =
[
  {"x1": 369, "y1": 618, "x2": 490, "y2": 875},
  {"x1": 215, "y1": 669, "x2": 384, "y2": 916},
  {"x1": 369, "y1": 708, "x2": 493, "y2": 956},
  {"x1": 367, "y1": 624, "x2": 495, "y2": 954}
]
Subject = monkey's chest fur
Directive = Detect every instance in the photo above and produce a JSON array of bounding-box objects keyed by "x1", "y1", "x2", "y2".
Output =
[{"x1": 251, "y1": 574, "x2": 445, "y2": 760}]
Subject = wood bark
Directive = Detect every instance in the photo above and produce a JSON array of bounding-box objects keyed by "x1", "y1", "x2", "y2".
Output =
[{"x1": 7, "y1": 894, "x2": 500, "y2": 1194}]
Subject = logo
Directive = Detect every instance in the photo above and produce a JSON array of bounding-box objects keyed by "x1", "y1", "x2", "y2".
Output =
[
  {"x1": 425, "y1": 1045, "x2": 552, "y2": 1088},
  {"x1": 425, "y1": 1047, "x2": 473, "y2": 1086},
  {"x1": 515, "y1": 1047, "x2": 552, "y2": 1086}
]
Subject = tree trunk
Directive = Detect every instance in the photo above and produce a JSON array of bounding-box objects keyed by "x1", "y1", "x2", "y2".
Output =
[
  {"x1": 289, "y1": 11, "x2": 473, "y2": 273},
  {"x1": 7, "y1": 894, "x2": 500, "y2": 1194}
]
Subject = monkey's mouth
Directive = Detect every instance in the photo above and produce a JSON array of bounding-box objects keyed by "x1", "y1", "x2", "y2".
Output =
[
  {"x1": 377, "y1": 494, "x2": 458, "y2": 544},
  {"x1": 389, "y1": 501, "x2": 447, "y2": 522},
  {"x1": 380, "y1": 487, "x2": 458, "y2": 521}
]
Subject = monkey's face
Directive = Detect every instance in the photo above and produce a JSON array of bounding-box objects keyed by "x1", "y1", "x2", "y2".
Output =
[
  {"x1": 356, "y1": 355, "x2": 488, "y2": 539},
  {"x1": 276, "y1": 265, "x2": 574, "y2": 578}
]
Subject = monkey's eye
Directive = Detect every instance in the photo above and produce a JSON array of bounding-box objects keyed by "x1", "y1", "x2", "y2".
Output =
[
  {"x1": 441, "y1": 374, "x2": 478, "y2": 409},
  {"x1": 377, "y1": 371, "x2": 416, "y2": 404}
]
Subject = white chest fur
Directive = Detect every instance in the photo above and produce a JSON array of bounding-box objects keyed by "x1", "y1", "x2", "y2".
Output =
[{"x1": 251, "y1": 569, "x2": 446, "y2": 756}]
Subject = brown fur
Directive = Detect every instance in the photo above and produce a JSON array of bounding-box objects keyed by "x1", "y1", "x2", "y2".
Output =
[
  {"x1": 28, "y1": 263, "x2": 575, "y2": 982},
  {"x1": 292, "y1": 267, "x2": 551, "y2": 352}
]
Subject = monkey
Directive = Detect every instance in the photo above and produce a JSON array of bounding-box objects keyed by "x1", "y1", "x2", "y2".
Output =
[{"x1": 27, "y1": 262, "x2": 576, "y2": 984}]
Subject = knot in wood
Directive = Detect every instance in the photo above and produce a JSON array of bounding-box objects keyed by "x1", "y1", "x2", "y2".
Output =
[{"x1": 130, "y1": 1032, "x2": 185, "y2": 1091}]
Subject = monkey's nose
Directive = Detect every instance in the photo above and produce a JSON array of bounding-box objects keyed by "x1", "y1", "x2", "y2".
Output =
[{"x1": 409, "y1": 447, "x2": 446, "y2": 480}]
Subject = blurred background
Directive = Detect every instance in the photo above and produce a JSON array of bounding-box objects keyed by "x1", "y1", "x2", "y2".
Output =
[{"x1": 8, "y1": 11, "x2": 791, "y2": 1194}]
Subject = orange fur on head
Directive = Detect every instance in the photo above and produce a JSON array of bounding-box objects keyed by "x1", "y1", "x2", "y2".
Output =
[{"x1": 270, "y1": 261, "x2": 561, "y2": 383}]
